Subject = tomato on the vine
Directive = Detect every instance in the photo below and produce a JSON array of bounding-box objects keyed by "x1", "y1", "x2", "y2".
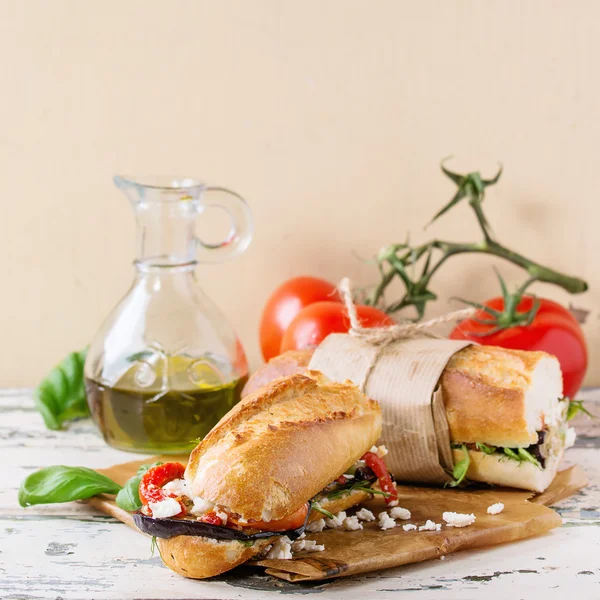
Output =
[
  {"x1": 280, "y1": 301, "x2": 394, "y2": 354},
  {"x1": 449, "y1": 295, "x2": 587, "y2": 398},
  {"x1": 259, "y1": 277, "x2": 341, "y2": 361}
]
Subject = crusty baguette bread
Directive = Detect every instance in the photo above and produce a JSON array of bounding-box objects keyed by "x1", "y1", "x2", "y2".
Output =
[
  {"x1": 158, "y1": 488, "x2": 371, "y2": 579},
  {"x1": 442, "y1": 345, "x2": 562, "y2": 448},
  {"x1": 244, "y1": 347, "x2": 562, "y2": 449},
  {"x1": 242, "y1": 347, "x2": 565, "y2": 491},
  {"x1": 185, "y1": 372, "x2": 381, "y2": 522},
  {"x1": 241, "y1": 349, "x2": 311, "y2": 397}
]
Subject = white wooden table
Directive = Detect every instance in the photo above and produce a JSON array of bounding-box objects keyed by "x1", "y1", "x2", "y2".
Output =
[{"x1": 1, "y1": 389, "x2": 599, "y2": 600}]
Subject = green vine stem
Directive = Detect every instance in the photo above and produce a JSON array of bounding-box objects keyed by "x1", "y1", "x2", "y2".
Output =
[{"x1": 366, "y1": 161, "x2": 588, "y2": 318}]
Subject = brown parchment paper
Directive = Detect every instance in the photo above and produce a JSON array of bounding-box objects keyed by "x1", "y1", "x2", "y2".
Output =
[
  {"x1": 309, "y1": 334, "x2": 471, "y2": 483},
  {"x1": 89, "y1": 456, "x2": 587, "y2": 583}
]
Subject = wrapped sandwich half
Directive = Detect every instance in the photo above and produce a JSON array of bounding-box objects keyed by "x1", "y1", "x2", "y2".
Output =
[
  {"x1": 133, "y1": 372, "x2": 394, "y2": 579},
  {"x1": 243, "y1": 345, "x2": 577, "y2": 493},
  {"x1": 443, "y1": 345, "x2": 575, "y2": 492}
]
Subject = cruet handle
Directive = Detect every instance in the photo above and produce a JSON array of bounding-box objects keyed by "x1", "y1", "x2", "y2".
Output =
[{"x1": 196, "y1": 187, "x2": 253, "y2": 263}]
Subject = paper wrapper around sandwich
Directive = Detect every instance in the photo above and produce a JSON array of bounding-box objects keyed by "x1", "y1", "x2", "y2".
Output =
[{"x1": 309, "y1": 334, "x2": 472, "y2": 484}]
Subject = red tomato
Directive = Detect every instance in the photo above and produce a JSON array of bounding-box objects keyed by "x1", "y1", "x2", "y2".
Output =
[
  {"x1": 361, "y1": 452, "x2": 398, "y2": 505},
  {"x1": 280, "y1": 301, "x2": 394, "y2": 354},
  {"x1": 449, "y1": 296, "x2": 587, "y2": 398},
  {"x1": 139, "y1": 462, "x2": 186, "y2": 517},
  {"x1": 230, "y1": 503, "x2": 309, "y2": 531},
  {"x1": 259, "y1": 277, "x2": 341, "y2": 361},
  {"x1": 198, "y1": 511, "x2": 224, "y2": 526}
]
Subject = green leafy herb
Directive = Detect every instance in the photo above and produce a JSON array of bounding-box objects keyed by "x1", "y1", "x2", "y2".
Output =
[
  {"x1": 352, "y1": 486, "x2": 391, "y2": 498},
  {"x1": 567, "y1": 399, "x2": 595, "y2": 421},
  {"x1": 34, "y1": 349, "x2": 89, "y2": 430},
  {"x1": 446, "y1": 444, "x2": 470, "y2": 488},
  {"x1": 503, "y1": 448, "x2": 521, "y2": 461},
  {"x1": 326, "y1": 480, "x2": 383, "y2": 501},
  {"x1": 238, "y1": 539, "x2": 255, "y2": 548},
  {"x1": 150, "y1": 536, "x2": 158, "y2": 557},
  {"x1": 475, "y1": 442, "x2": 497, "y2": 455},
  {"x1": 115, "y1": 462, "x2": 162, "y2": 512},
  {"x1": 311, "y1": 505, "x2": 335, "y2": 519},
  {"x1": 19, "y1": 466, "x2": 121, "y2": 507},
  {"x1": 517, "y1": 448, "x2": 542, "y2": 469}
]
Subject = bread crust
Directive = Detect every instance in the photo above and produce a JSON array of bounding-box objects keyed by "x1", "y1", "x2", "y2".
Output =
[
  {"x1": 242, "y1": 349, "x2": 313, "y2": 397},
  {"x1": 157, "y1": 487, "x2": 371, "y2": 579},
  {"x1": 158, "y1": 536, "x2": 272, "y2": 579},
  {"x1": 186, "y1": 373, "x2": 381, "y2": 522},
  {"x1": 443, "y1": 345, "x2": 560, "y2": 447},
  {"x1": 452, "y1": 447, "x2": 562, "y2": 493}
]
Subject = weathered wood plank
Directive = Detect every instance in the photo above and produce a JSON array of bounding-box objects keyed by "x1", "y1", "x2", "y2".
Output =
[
  {"x1": 1, "y1": 518, "x2": 599, "y2": 599},
  {"x1": 1, "y1": 390, "x2": 599, "y2": 598}
]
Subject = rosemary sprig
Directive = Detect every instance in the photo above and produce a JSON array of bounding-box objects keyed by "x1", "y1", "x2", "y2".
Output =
[{"x1": 365, "y1": 160, "x2": 588, "y2": 319}]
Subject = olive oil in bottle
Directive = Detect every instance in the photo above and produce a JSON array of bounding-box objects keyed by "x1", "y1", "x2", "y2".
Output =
[
  {"x1": 85, "y1": 357, "x2": 247, "y2": 454},
  {"x1": 85, "y1": 175, "x2": 252, "y2": 453}
]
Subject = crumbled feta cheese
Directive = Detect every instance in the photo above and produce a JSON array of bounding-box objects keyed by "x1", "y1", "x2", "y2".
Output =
[
  {"x1": 390, "y1": 507, "x2": 411, "y2": 520},
  {"x1": 148, "y1": 498, "x2": 182, "y2": 519},
  {"x1": 343, "y1": 473, "x2": 355, "y2": 479},
  {"x1": 355, "y1": 508, "x2": 376, "y2": 521},
  {"x1": 306, "y1": 541, "x2": 325, "y2": 552},
  {"x1": 403, "y1": 523, "x2": 417, "y2": 531},
  {"x1": 343, "y1": 516, "x2": 363, "y2": 531},
  {"x1": 265, "y1": 536, "x2": 293, "y2": 560},
  {"x1": 565, "y1": 427, "x2": 577, "y2": 449},
  {"x1": 418, "y1": 520, "x2": 442, "y2": 531},
  {"x1": 215, "y1": 511, "x2": 228, "y2": 525},
  {"x1": 443, "y1": 512, "x2": 476, "y2": 528},
  {"x1": 378, "y1": 511, "x2": 396, "y2": 530},
  {"x1": 325, "y1": 511, "x2": 346, "y2": 528},
  {"x1": 190, "y1": 496, "x2": 215, "y2": 517},
  {"x1": 487, "y1": 502, "x2": 505, "y2": 515},
  {"x1": 369, "y1": 444, "x2": 389, "y2": 457},
  {"x1": 306, "y1": 518, "x2": 326, "y2": 533},
  {"x1": 292, "y1": 539, "x2": 325, "y2": 552},
  {"x1": 440, "y1": 555, "x2": 446, "y2": 560},
  {"x1": 162, "y1": 478, "x2": 191, "y2": 498},
  {"x1": 388, "y1": 500, "x2": 399, "y2": 507}
]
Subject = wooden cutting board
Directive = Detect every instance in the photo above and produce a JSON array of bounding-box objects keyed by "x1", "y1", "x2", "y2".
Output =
[{"x1": 89, "y1": 456, "x2": 587, "y2": 582}]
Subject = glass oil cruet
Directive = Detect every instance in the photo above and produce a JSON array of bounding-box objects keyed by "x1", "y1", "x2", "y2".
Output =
[{"x1": 84, "y1": 176, "x2": 253, "y2": 454}]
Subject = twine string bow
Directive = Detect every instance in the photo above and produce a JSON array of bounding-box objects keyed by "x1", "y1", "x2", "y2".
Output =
[{"x1": 339, "y1": 277, "x2": 476, "y2": 346}]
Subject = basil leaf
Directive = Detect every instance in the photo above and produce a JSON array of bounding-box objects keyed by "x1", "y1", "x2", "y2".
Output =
[
  {"x1": 19, "y1": 466, "x2": 121, "y2": 507},
  {"x1": 446, "y1": 444, "x2": 470, "y2": 487},
  {"x1": 116, "y1": 462, "x2": 162, "y2": 512},
  {"x1": 503, "y1": 447, "x2": 521, "y2": 461},
  {"x1": 475, "y1": 442, "x2": 497, "y2": 455},
  {"x1": 517, "y1": 448, "x2": 542, "y2": 469},
  {"x1": 35, "y1": 349, "x2": 89, "y2": 430}
]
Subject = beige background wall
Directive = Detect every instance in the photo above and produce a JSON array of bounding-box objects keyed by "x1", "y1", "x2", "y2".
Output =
[{"x1": 1, "y1": 0, "x2": 599, "y2": 386}]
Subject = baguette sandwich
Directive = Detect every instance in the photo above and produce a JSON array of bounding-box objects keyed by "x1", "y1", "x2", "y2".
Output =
[
  {"x1": 243, "y1": 345, "x2": 576, "y2": 493},
  {"x1": 133, "y1": 372, "x2": 394, "y2": 579}
]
